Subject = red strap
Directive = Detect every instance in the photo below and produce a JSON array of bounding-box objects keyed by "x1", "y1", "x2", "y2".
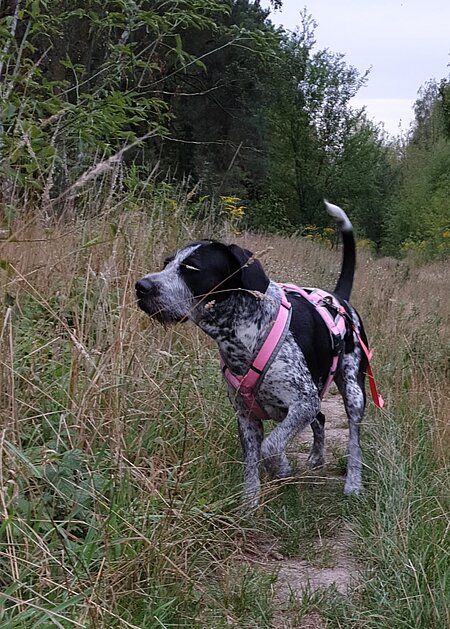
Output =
[{"x1": 352, "y1": 327, "x2": 384, "y2": 409}]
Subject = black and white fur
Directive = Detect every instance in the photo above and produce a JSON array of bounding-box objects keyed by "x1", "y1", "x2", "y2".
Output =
[{"x1": 136, "y1": 202, "x2": 369, "y2": 510}]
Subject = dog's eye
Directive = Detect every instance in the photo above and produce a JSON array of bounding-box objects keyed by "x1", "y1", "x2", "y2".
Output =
[{"x1": 183, "y1": 264, "x2": 200, "y2": 272}]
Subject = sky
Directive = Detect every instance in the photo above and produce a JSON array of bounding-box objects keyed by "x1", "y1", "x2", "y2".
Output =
[{"x1": 261, "y1": 0, "x2": 450, "y2": 136}]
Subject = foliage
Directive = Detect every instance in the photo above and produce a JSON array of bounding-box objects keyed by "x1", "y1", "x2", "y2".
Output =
[
  {"x1": 333, "y1": 118, "x2": 396, "y2": 249},
  {"x1": 160, "y1": 0, "x2": 280, "y2": 196},
  {"x1": 249, "y1": 11, "x2": 395, "y2": 243},
  {"x1": 385, "y1": 79, "x2": 450, "y2": 260},
  {"x1": 219, "y1": 195, "x2": 246, "y2": 233},
  {"x1": 2, "y1": 208, "x2": 449, "y2": 625},
  {"x1": 0, "y1": 193, "x2": 277, "y2": 626},
  {"x1": 1, "y1": 1, "x2": 449, "y2": 261},
  {"x1": 0, "y1": 0, "x2": 229, "y2": 200}
]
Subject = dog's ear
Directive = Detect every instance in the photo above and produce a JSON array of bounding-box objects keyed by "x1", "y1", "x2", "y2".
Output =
[{"x1": 227, "y1": 244, "x2": 270, "y2": 293}]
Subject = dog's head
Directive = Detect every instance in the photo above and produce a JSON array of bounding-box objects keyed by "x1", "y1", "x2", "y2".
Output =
[{"x1": 135, "y1": 240, "x2": 269, "y2": 323}]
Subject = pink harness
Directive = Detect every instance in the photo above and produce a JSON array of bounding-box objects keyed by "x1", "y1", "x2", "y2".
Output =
[{"x1": 221, "y1": 284, "x2": 384, "y2": 420}]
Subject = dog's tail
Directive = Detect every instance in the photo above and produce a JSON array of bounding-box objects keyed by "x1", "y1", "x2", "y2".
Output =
[{"x1": 324, "y1": 200, "x2": 355, "y2": 302}]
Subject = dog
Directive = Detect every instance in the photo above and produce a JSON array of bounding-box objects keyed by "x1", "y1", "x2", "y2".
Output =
[{"x1": 136, "y1": 202, "x2": 370, "y2": 510}]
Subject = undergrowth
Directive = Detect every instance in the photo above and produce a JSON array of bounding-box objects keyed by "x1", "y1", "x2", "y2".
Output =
[
  {"x1": 0, "y1": 198, "x2": 275, "y2": 627},
  {"x1": 1, "y1": 194, "x2": 449, "y2": 627}
]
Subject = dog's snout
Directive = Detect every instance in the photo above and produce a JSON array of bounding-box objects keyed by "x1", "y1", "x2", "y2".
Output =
[{"x1": 135, "y1": 278, "x2": 156, "y2": 296}]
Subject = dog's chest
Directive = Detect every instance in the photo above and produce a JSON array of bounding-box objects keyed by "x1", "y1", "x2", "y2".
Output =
[{"x1": 233, "y1": 317, "x2": 267, "y2": 355}]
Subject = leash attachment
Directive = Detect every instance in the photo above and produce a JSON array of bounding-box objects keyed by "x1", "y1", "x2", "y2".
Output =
[
  {"x1": 351, "y1": 326, "x2": 385, "y2": 409},
  {"x1": 280, "y1": 284, "x2": 347, "y2": 400}
]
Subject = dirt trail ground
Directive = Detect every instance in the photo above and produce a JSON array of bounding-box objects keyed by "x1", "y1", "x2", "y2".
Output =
[
  {"x1": 275, "y1": 394, "x2": 359, "y2": 627},
  {"x1": 243, "y1": 391, "x2": 360, "y2": 628}
]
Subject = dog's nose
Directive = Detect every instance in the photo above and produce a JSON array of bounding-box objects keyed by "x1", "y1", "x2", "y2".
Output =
[{"x1": 135, "y1": 278, "x2": 156, "y2": 296}]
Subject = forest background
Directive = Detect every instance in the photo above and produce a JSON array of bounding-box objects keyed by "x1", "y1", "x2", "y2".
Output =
[{"x1": 1, "y1": 0, "x2": 449, "y2": 259}]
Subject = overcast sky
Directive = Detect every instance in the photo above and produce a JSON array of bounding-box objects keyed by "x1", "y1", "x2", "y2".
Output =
[{"x1": 262, "y1": 0, "x2": 450, "y2": 135}]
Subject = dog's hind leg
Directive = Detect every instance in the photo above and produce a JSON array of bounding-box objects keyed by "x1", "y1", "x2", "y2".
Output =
[
  {"x1": 308, "y1": 411, "x2": 325, "y2": 468},
  {"x1": 335, "y1": 366, "x2": 366, "y2": 495},
  {"x1": 238, "y1": 414, "x2": 264, "y2": 511}
]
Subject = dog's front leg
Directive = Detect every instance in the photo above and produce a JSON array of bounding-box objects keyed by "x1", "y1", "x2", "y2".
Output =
[
  {"x1": 261, "y1": 398, "x2": 319, "y2": 479},
  {"x1": 237, "y1": 414, "x2": 264, "y2": 512}
]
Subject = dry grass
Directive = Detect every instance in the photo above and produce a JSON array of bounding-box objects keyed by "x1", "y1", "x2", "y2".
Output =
[
  {"x1": 0, "y1": 209, "x2": 449, "y2": 627},
  {"x1": 0, "y1": 211, "x2": 268, "y2": 627},
  {"x1": 234, "y1": 232, "x2": 450, "y2": 628}
]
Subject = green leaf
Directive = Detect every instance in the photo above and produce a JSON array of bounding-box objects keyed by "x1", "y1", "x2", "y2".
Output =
[
  {"x1": 2, "y1": 103, "x2": 17, "y2": 119},
  {"x1": 31, "y1": 0, "x2": 40, "y2": 18},
  {"x1": 175, "y1": 33, "x2": 183, "y2": 57},
  {"x1": 5, "y1": 441, "x2": 44, "y2": 479}
]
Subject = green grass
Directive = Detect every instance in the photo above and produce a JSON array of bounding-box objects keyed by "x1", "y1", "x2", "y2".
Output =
[
  {"x1": 1, "y1": 202, "x2": 449, "y2": 627},
  {"x1": 258, "y1": 480, "x2": 345, "y2": 560},
  {"x1": 326, "y1": 401, "x2": 450, "y2": 628},
  {"x1": 0, "y1": 213, "x2": 275, "y2": 626},
  {"x1": 0, "y1": 317, "x2": 273, "y2": 627},
  {"x1": 281, "y1": 393, "x2": 450, "y2": 628}
]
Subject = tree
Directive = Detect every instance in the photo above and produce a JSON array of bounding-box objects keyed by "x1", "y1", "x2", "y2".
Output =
[
  {"x1": 159, "y1": 0, "x2": 279, "y2": 196},
  {"x1": 385, "y1": 76, "x2": 450, "y2": 258},
  {"x1": 255, "y1": 12, "x2": 368, "y2": 228},
  {"x1": 0, "y1": 0, "x2": 229, "y2": 204},
  {"x1": 333, "y1": 117, "x2": 396, "y2": 248}
]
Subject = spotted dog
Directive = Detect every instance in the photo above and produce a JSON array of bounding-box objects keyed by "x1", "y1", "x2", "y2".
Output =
[{"x1": 136, "y1": 202, "x2": 369, "y2": 510}]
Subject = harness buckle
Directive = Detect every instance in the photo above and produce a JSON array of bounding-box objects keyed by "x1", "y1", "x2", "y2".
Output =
[{"x1": 321, "y1": 295, "x2": 339, "y2": 311}]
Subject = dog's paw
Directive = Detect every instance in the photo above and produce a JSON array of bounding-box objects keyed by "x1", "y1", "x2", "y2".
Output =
[
  {"x1": 263, "y1": 457, "x2": 292, "y2": 480},
  {"x1": 343, "y1": 479, "x2": 362, "y2": 496},
  {"x1": 240, "y1": 495, "x2": 260, "y2": 515},
  {"x1": 307, "y1": 451, "x2": 325, "y2": 469}
]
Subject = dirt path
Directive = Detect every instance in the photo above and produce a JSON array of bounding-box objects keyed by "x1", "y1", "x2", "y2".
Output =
[
  {"x1": 242, "y1": 391, "x2": 360, "y2": 628},
  {"x1": 274, "y1": 391, "x2": 359, "y2": 626}
]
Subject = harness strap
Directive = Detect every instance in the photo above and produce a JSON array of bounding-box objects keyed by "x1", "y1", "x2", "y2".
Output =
[
  {"x1": 280, "y1": 284, "x2": 347, "y2": 346},
  {"x1": 321, "y1": 354, "x2": 340, "y2": 400},
  {"x1": 351, "y1": 326, "x2": 385, "y2": 409},
  {"x1": 249, "y1": 293, "x2": 292, "y2": 376},
  {"x1": 280, "y1": 285, "x2": 347, "y2": 400},
  {"x1": 221, "y1": 284, "x2": 384, "y2": 420},
  {"x1": 221, "y1": 292, "x2": 292, "y2": 420}
]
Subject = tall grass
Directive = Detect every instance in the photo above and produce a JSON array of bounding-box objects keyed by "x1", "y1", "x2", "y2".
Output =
[
  {"x1": 337, "y1": 257, "x2": 450, "y2": 628},
  {"x1": 1, "y1": 193, "x2": 449, "y2": 627},
  {"x1": 0, "y1": 189, "x2": 276, "y2": 627},
  {"x1": 244, "y1": 237, "x2": 450, "y2": 628}
]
